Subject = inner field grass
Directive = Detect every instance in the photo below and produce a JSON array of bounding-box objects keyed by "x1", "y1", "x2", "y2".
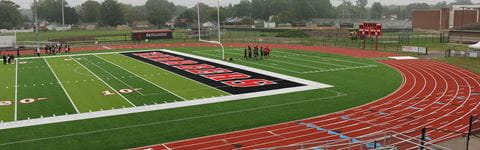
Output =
[
  {"x1": 17, "y1": 59, "x2": 76, "y2": 120},
  {"x1": 99, "y1": 54, "x2": 228, "y2": 100},
  {"x1": 0, "y1": 63, "x2": 15, "y2": 122},
  {"x1": 46, "y1": 57, "x2": 134, "y2": 112},
  {"x1": 0, "y1": 47, "x2": 402, "y2": 149},
  {"x1": 73, "y1": 55, "x2": 182, "y2": 105}
]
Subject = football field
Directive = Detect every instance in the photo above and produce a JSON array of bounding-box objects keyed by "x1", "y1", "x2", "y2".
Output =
[{"x1": 0, "y1": 47, "x2": 401, "y2": 149}]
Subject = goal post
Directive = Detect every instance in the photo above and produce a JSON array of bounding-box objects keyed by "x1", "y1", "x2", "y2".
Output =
[{"x1": 197, "y1": 0, "x2": 225, "y2": 60}]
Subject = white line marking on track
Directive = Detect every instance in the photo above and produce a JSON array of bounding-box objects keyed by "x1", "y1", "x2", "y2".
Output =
[
  {"x1": 71, "y1": 56, "x2": 136, "y2": 107},
  {"x1": 44, "y1": 58, "x2": 80, "y2": 113}
]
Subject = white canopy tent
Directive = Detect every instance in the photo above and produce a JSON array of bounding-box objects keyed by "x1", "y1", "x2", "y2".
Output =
[{"x1": 468, "y1": 41, "x2": 480, "y2": 49}]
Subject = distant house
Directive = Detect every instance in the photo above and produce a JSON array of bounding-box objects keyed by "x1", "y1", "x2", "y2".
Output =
[
  {"x1": 132, "y1": 21, "x2": 153, "y2": 28},
  {"x1": 46, "y1": 23, "x2": 71, "y2": 31},
  {"x1": 264, "y1": 22, "x2": 276, "y2": 28},
  {"x1": 202, "y1": 22, "x2": 215, "y2": 28}
]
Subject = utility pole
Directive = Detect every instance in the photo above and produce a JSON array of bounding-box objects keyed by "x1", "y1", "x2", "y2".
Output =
[
  {"x1": 62, "y1": 0, "x2": 65, "y2": 31},
  {"x1": 34, "y1": 0, "x2": 40, "y2": 54}
]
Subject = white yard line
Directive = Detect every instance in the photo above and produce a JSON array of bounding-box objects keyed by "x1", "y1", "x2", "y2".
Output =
[
  {"x1": 14, "y1": 59, "x2": 18, "y2": 121},
  {"x1": 71, "y1": 56, "x2": 136, "y2": 107},
  {"x1": 44, "y1": 58, "x2": 80, "y2": 113},
  {"x1": 212, "y1": 50, "x2": 326, "y2": 70},
  {"x1": 95, "y1": 55, "x2": 187, "y2": 101},
  {"x1": 83, "y1": 57, "x2": 145, "y2": 96}
]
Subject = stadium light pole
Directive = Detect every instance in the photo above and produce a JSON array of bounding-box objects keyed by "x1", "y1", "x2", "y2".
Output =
[{"x1": 62, "y1": 0, "x2": 65, "y2": 31}]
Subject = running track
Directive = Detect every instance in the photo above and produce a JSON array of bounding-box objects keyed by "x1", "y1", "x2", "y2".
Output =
[
  {"x1": 1, "y1": 42, "x2": 398, "y2": 58},
  {"x1": 125, "y1": 45, "x2": 480, "y2": 149}
]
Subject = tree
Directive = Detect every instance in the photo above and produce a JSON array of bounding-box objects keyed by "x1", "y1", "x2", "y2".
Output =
[
  {"x1": 451, "y1": 0, "x2": 473, "y2": 5},
  {"x1": 0, "y1": 0, "x2": 23, "y2": 29},
  {"x1": 79, "y1": 0, "x2": 101, "y2": 23},
  {"x1": 145, "y1": 0, "x2": 175, "y2": 26},
  {"x1": 99, "y1": 0, "x2": 125, "y2": 26},
  {"x1": 355, "y1": 0, "x2": 368, "y2": 19},
  {"x1": 121, "y1": 4, "x2": 146, "y2": 25},
  {"x1": 370, "y1": 2, "x2": 383, "y2": 19},
  {"x1": 64, "y1": 7, "x2": 79, "y2": 24},
  {"x1": 35, "y1": 0, "x2": 78, "y2": 24},
  {"x1": 405, "y1": 3, "x2": 430, "y2": 19},
  {"x1": 433, "y1": 1, "x2": 448, "y2": 9}
]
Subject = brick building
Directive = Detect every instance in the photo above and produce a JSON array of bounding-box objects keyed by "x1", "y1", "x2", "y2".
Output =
[{"x1": 412, "y1": 5, "x2": 480, "y2": 31}]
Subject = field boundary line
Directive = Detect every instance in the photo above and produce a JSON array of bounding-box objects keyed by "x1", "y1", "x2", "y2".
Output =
[
  {"x1": 14, "y1": 59, "x2": 18, "y2": 121},
  {"x1": 44, "y1": 58, "x2": 80, "y2": 113},
  {"x1": 0, "y1": 93, "x2": 344, "y2": 146},
  {"x1": 70, "y1": 56, "x2": 136, "y2": 107},
  {"x1": 95, "y1": 55, "x2": 187, "y2": 101}
]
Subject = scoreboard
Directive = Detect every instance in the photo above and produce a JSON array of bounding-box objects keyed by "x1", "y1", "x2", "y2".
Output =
[{"x1": 359, "y1": 23, "x2": 382, "y2": 36}]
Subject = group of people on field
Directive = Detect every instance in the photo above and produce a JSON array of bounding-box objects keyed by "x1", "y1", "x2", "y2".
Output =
[
  {"x1": 44, "y1": 43, "x2": 71, "y2": 55},
  {"x1": 244, "y1": 45, "x2": 271, "y2": 60},
  {"x1": 2, "y1": 54, "x2": 15, "y2": 65}
]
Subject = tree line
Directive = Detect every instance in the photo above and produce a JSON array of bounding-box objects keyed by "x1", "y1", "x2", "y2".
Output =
[{"x1": 0, "y1": 0, "x2": 477, "y2": 29}]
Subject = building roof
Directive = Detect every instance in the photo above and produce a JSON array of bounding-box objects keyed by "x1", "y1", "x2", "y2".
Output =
[{"x1": 131, "y1": 29, "x2": 172, "y2": 33}]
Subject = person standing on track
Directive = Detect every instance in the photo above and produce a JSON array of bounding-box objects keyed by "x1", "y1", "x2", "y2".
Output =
[
  {"x1": 2, "y1": 55, "x2": 6, "y2": 65},
  {"x1": 244, "y1": 48, "x2": 248, "y2": 59}
]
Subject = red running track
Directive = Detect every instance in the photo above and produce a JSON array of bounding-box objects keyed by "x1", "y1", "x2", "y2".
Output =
[
  {"x1": 133, "y1": 59, "x2": 480, "y2": 150},
  {"x1": 1, "y1": 42, "x2": 399, "y2": 58}
]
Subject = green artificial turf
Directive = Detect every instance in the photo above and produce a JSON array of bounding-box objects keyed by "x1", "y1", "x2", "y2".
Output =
[
  {"x1": 0, "y1": 47, "x2": 402, "y2": 149},
  {"x1": 0, "y1": 63, "x2": 16, "y2": 122}
]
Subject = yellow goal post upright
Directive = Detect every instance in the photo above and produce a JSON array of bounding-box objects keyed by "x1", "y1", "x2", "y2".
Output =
[{"x1": 196, "y1": 0, "x2": 225, "y2": 60}]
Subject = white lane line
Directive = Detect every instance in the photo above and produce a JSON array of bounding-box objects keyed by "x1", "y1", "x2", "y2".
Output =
[
  {"x1": 44, "y1": 58, "x2": 80, "y2": 113},
  {"x1": 71, "y1": 56, "x2": 136, "y2": 107},
  {"x1": 14, "y1": 58, "x2": 18, "y2": 121},
  {"x1": 95, "y1": 55, "x2": 187, "y2": 101},
  {"x1": 102, "y1": 46, "x2": 112, "y2": 50}
]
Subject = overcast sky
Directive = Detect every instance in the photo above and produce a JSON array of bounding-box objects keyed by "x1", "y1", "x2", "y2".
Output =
[{"x1": 13, "y1": 0, "x2": 480, "y2": 9}]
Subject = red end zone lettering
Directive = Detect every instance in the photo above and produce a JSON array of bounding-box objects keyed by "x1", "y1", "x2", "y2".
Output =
[
  {"x1": 162, "y1": 60, "x2": 198, "y2": 66},
  {"x1": 186, "y1": 68, "x2": 233, "y2": 75},
  {"x1": 175, "y1": 64, "x2": 215, "y2": 70},
  {"x1": 152, "y1": 57, "x2": 184, "y2": 62},
  {"x1": 202, "y1": 72, "x2": 251, "y2": 81},
  {"x1": 223, "y1": 79, "x2": 277, "y2": 87}
]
